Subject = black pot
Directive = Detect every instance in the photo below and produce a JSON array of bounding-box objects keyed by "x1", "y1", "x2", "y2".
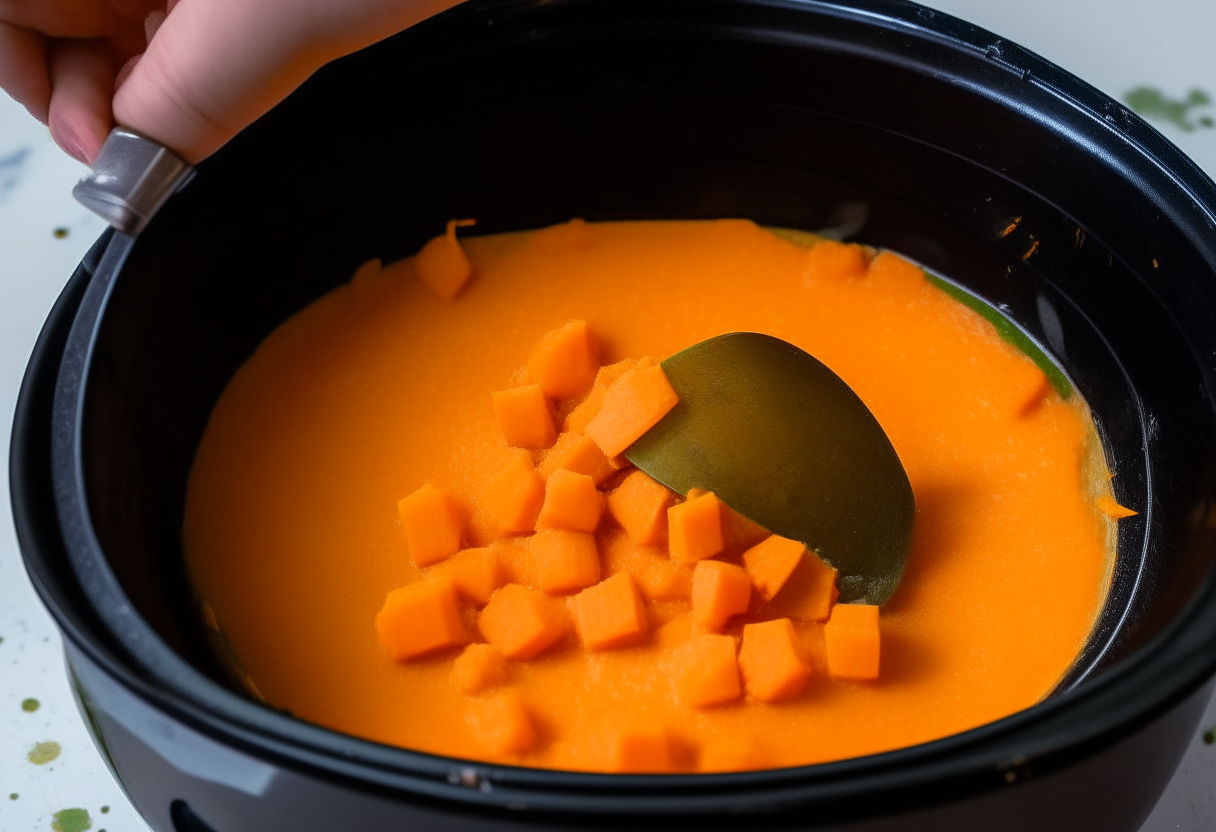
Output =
[{"x1": 12, "y1": 1, "x2": 1216, "y2": 829}]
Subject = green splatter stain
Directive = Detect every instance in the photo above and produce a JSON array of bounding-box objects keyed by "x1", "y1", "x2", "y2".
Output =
[
  {"x1": 9, "y1": 793, "x2": 17, "y2": 800},
  {"x1": 51, "y1": 808, "x2": 91, "y2": 832},
  {"x1": 1125, "y1": 86, "x2": 1213, "y2": 132},
  {"x1": 28, "y1": 740, "x2": 61, "y2": 764},
  {"x1": 100, "y1": 806, "x2": 109, "y2": 813},
  {"x1": 52, "y1": 227, "x2": 70, "y2": 239},
  {"x1": 1203, "y1": 727, "x2": 1215, "y2": 745},
  {"x1": 22, "y1": 697, "x2": 40, "y2": 712}
]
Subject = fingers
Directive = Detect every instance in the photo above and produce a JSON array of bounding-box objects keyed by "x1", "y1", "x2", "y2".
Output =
[
  {"x1": 0, "y1": 21, "x2": 50, "y2": 122},
  {"x1": 47, "y1": 38, "x2": 116, "y2": 163}
]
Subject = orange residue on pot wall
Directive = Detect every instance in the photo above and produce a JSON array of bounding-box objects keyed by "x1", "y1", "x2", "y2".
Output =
[{"x1": 183, "y1": 219, "x2": 1115, "y2": 772}]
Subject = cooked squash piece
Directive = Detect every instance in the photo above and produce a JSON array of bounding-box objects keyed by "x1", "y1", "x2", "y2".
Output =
[
  {"x1": 762, "y1": 548, "x2": 839, "y2": 622},
  {"x1": 415, "y1": 219, "x2": 474, "y2": 301},
  {"x1": 397, "y1": 483, "x2": 463, "y2": 567},
  {"x1": 668, "y1": 491, "x2": 724, "y2": 563},
  {"x1": 375, "y1": 577, "x2": 469, "y2": 660},
  {"x1": 486, "y1": 453, "x2": 545, "y2": 534},
  {"x1": 676, "y1": 633, "x2": 741, "y2": 708},
  {"x1": 698, "y1": 737, "x2": 768, "y2": 773},
  {"x1": 478, "y1": 584, "x2": 567, "y2": 660},
  {"x1": 743, "y1": 535, "x2": 807, "y2": 601},
  {"x1": 563, "y1": 358, "x2": 649, "y2": 434},
  {"x1": 431, "y1": 546, "x2": 506, "y2": 607},
  {"x1": 528, "y1": 320, "x2": 600, "y2": 400},
  {"x1": 607, "y1": 724, "x2": 673, "y2": 773},
  {"x1": 492, "y1": 384, "x2": 557, "y2": 449},
  {"x1": 536, "y1": 469, "x2": 604, "y2": 533},
  {"x1": 823, "y1": 603, "x2": 881, "y2": 681},
  {"x1": 585, "y1": 363, "x2": 679, "y2": 458},
  {"x1": 529, "y1": 528, "x2": 601, "y2": 594},
  {"x1": 467, "y1": 693, "x2": 537, "y2": 756},
  {"x1": 738, "y1": 618, "x2": 812, "y2": 702},
  {"x1": 607, "y1": 470, "x2": 675, "y2": 546},
  {"x1": 537, "y1": 431, "x2": 618, "y2": 485},
  {"x1": 451, "y1": 643, "x2": 510, "y2": 694},
  {"x1": 602, "y1": 534, "x2": 693, "y2": 601},
  {"x1": 691, "y1": 560, "x2": 751, "y2": 632},
  {"x1": 572, "y1": 572, "x2": 648, "y2": 651}
]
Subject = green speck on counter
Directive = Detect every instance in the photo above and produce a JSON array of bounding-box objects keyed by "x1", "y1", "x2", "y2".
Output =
[
  {"x1": 100, "y1": 806, "x2": 109, "y2": 814},
  {"x1": 51, "y1": 808, "x2": 91, "y2": 832},
  {"x1": 52, "y1": 227, "x2": 70, "y2": 239},
  {"x1": 9, "y1": 793, "x2": 17, "y2": 800},
  {"x1": 1125, "y1": 86, "x2": 1213, "y2": 132},
  {"x1": 22, "y1": 697, "x2": 40, "y2": 712},
  {"x1": 1203, "y1": 727, "x2": 1215, "y2": 745},
  {"x1": 28, "y1": 740, "x2": 61, "y2": 765}
]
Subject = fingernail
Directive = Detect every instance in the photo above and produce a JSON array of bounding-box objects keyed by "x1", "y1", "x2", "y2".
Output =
[{"x1": 58, "y1": 130, "x2": 91, "y2": 165}]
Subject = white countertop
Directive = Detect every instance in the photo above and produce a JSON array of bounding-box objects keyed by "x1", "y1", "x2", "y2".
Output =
[{"x1": 2, "y1": 2, "x2": 1215, "y2": 830}]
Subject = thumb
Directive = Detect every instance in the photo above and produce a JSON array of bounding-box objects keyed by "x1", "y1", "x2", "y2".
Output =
[{"x1": 112, "y1": 0, "x2": 456, "y2": 165}]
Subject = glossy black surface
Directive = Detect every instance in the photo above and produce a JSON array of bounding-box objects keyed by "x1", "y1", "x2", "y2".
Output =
[{"x1": 12, "y1": 0, "x2": 1216, "y2": 829}]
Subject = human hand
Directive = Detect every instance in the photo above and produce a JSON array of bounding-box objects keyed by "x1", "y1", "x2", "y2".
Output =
[{"x1": 0, "y1": 0, "x2": 462, "y2": 165}]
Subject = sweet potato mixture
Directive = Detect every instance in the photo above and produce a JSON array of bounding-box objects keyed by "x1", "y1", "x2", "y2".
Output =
[{"x1": 183, "y1": 219, "x2": 1121, "y2": 773}]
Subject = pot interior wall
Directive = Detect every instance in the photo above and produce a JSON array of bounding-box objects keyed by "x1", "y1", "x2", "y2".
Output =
[{"x1": 77, "y1": 0, "x2": 1216, "y2": 699}]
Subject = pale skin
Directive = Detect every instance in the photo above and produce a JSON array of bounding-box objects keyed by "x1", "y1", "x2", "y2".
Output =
[{"x1": 0, "y1": 0, "x2": 463, "y2": 165}]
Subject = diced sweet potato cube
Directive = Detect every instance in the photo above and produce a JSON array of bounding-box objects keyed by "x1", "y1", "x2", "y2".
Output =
[
  {"x1": 602, "y1": 533, "x2": 693, "y2": 601},
  {"x1": 478, "y1": 584, "x2": 567, "y2": 660},
  {"x1": 686, "y1": 487, "x2": 770, "y2": 552},
  {"x1": 536, "y1": 469, "x2": 604, "y2": 533},
  {"x1": 528, "y1": 320, "x2": 600, "y2": 400},
  {"x1": 537, "y1": 431, "x2": 617, "y2": 485},
  {"x1": 691, "y1": 560, "x2": 751, "y2": 632},
  {"x1": 431, "y1": 546, "x2": 506, "y2": 606},
  {"x1": 451, "y1": 643, "x2": 510, "y2": 693},
  {"x1": 415, "y1": 219, "x2": 474, "y2": 301},
  {"x1": 823, "y1": 603, "x2": 880, "y2": 680},
  {"x1": 585, "y1": 363, "x2": 679, "y2": 458},
  {"x1": 493, "y1": 384, "x2": 557, "y2": 449},
  {"x1": 606, "y1": 725, "x2": 673, "y2": 773},
  {"x1": 563, "y1": 358, "x2": 649, "y2": 434},
  {"x1": 529, "y1": 528, "x2": 601, "y2": 594},
  {"x1": 738, "y1": 618, "x2": 812, "y2": 702},
  {"x1": 698, "y1": 738, "x2": 768, "y2": 773},
  {"x1": 803, "y1": 240, "x2": 867, "y2": 282},
  {"x1": 668, "y1": 491, "x2": 724, "y2": 563},
  {"x1": 375, "y1": 577, "x2": 469, "y2": 660},
  {"x1": 486, "y1": 453, "x2": 545, "y2": 534},
  {"x1": 467, "y1": 693, "x2": 537, "y2": 756},
  {"x1": 676, "y1": 633, "x2": 741, "y2": 708},
  {"x1": 743, "y1": 535, "x2": 807, "y2": 601},
  {"x1": 608, "y1": 470, "x2": 675, "y2": 546},
  {"x1": 397, "y1": 483, "x2": 463, "y2": 567},
  {"x1": 762, "y1": 548, "x2": 839, "y2": 622},
  {"x1": 571, "y1": 572, "x2": 648, "y2": 651}
]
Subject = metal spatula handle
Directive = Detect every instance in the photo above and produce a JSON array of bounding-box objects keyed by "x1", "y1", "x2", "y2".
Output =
[{"x1": 71, "y1": 127, "x2": 195, "y2": 237}]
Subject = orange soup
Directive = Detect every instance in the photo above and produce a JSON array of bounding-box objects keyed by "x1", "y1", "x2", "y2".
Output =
[{"x1": 183, "y1": 219, "x2": 1118, "y2": 773}]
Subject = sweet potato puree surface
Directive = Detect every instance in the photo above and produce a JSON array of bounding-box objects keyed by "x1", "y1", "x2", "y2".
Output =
[{"x1": 183, "y1": 219, "x2": 1116, "y2": 772}]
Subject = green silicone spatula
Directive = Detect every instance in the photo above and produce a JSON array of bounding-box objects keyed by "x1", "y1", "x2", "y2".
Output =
[{"x1": 623, "y1": 332, "x2": 915, "y2": 605}]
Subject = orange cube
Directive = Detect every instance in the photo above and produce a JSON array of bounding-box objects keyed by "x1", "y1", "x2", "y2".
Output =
[
  {"x1": 529, "y1": 528, "x2": 601, "y2": 594},
  {"x1": 451, "y1": 643, "x2": 510, "y2": 694},
  {"x1": 375, "y1": 577, "x2": 469, "y2": 660},
  {"x1": 823, "y1": 603, "x2": 881, "y2": 680},
  {"x1": 415, "y1": 219, "x2": 474, "y2": 301},
  {"x1": 762, "y1": 548, "x2": 839, "y2": 622},
  {"x1": 478, "y1": 584, "x2": 568, "y2": 660},
  {"x1": 430, "y1": 546, "x2": 506, "y2": 606},
  {"x1": 738, "y1": 618, "x2": 812, "y2": 702},
  {"x1": 602, "y1": 533, "x2": 692, "y2": 601},
  {"x1": 743, "y1": 535, "x2": 807, "y2": 601},
  {"x1": 486, "y1": 453, "x2": 546, "y2": 534},
  {"x1": 563, "y1": 357, "x2": 649, "y2": 434},
  {"x1": 668, "y1": 491, "x2": 724, "y2": 563},
  {"x1": 467, "y1": 693, "x2": 537, "y2": 756},
  {"x1": 397, "y1": 483, "x2": 463, "y2": 567},
  {"x1": 537, "y1": 431, "x2": 617, "y2": 485},
  {"x1": 536, "y1": 469, "x2": 604, "y2": 533},
  {"x1": 676, "y1": 633, "x2": 741, "y2": 708},
  {"x1": 691, "y1": 560, "x2": 752, "y2": 632},
  {"x1": 528, "y1": 320, "x2": 600, "y2": 400},
  {"x1": 571, "y1": 572, "x2": 648, "y2": 651},
  {"x1": 607, "y1": 470, "x2": 675, "y2": 546},
  {"x1": 698, "y1": 738, "x2": 768, "y2": 773},
  {"x1": 492, "y1": 384, "x2": 557, "y2": 449},
  {"x1": 606, "y1": 725, "x2": 673, "y2": 773},
  {"x1": 585, "y1": 363, "x2": 680, "y2": 458}
]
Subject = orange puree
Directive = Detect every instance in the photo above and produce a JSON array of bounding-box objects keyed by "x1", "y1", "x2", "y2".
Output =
[{"x1": 183, "y1": 219, "x2": 1117, "y2": 773}]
